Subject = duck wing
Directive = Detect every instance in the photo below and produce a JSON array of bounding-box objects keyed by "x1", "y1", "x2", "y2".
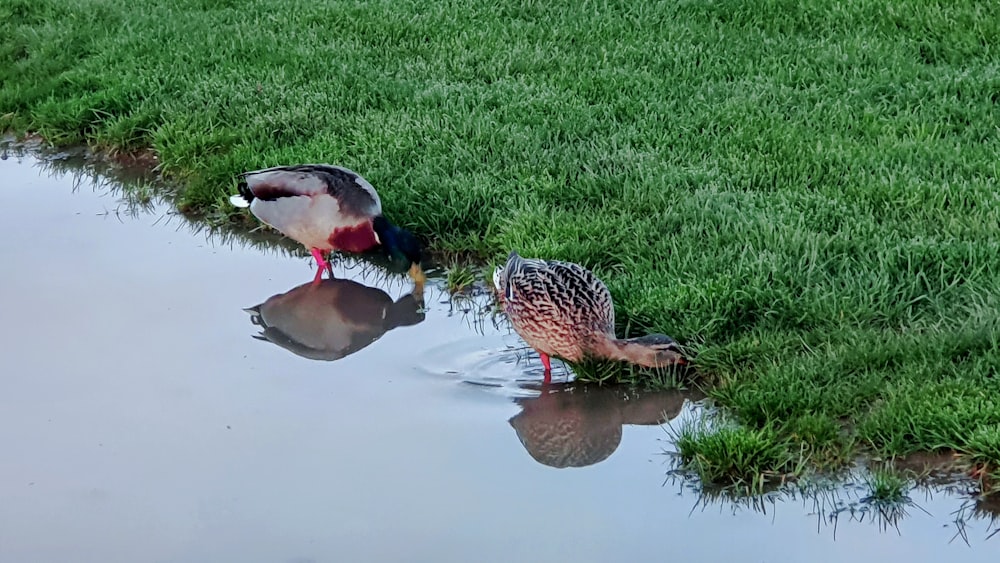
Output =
[
  {"x1": 238, "y1": 164, "x2": 382, "y2": 217},
  {"x1": 501, "y1": 252, "x2": 615, "y2": 332}
]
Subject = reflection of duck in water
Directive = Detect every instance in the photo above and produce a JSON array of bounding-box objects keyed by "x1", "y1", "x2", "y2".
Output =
[
  {"x1": 508, "y1": 384, "x2": 694, "y2": 469},
  {"x1": 245, "y1": 277, "x2": 425, "y2": 361}
]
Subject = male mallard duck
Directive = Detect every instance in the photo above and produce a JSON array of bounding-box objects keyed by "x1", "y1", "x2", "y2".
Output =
[
  {"x1": 493, "y1": 251, "x2": 686, "y2": 382},
  {"x1": 230, "y1": 164, "x2": 425, "y2": 288}
]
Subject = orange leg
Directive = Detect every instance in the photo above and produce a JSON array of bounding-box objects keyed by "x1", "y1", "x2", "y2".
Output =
[{"x1": 539, "y1": 351, "x2": 552, "y2": 383}]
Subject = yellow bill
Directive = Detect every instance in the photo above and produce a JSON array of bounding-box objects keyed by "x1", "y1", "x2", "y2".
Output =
[{"x1": 408, "y1": 262, "x2": 426, "y2": 294}]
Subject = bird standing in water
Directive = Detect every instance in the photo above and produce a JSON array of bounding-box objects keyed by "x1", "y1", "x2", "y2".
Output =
[
  {"x1": 493, "y1": 251, "x2": 686, "y2": 382},
  {"x1": 230, "y1": 164, "x2": 425, "y2": 290}
]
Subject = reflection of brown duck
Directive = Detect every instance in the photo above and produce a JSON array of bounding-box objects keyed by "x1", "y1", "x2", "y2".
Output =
[
  {"x1": 245, "y1": 278, "x2": 424, "y2": 361},
  {"x1": 508, "y1": 384, "x2": 695, "y2": 469}
]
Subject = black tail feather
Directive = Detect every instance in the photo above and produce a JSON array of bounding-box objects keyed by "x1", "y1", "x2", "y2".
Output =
[{"x1": 237, "y1": 177, "x2": 255, "y2": 203}]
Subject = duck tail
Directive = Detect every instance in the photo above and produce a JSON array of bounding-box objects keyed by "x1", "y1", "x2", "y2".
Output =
[{"x1": 229, "y1": 176, "x2": 254, "y2": 208}]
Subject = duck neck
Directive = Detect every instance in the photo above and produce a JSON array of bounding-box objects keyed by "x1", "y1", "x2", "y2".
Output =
[{"x1": 592, "y1": 335, "x2": 683, "y2": 369}]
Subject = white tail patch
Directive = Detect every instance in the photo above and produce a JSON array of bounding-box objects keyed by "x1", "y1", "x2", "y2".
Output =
[{"x1": 229, "y1": 194, "x2": 250, "y2": 208}]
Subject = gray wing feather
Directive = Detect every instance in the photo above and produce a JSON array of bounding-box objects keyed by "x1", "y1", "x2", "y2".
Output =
[{"x1": 243, "y1": 164, "x2": 382, "y2": 217}]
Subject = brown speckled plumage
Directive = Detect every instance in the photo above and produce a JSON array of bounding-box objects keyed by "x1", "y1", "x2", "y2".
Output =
[
  {"x1": 494, "y1": 251, "x2": 686, "y2": 371},
  {"x1": 495, "y1": 252, "x2": 615, "y2": 362}
]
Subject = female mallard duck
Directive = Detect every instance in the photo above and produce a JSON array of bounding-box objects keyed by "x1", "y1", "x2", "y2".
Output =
[
  {"x1": 493, "y1": 251, "x2": 686, "y2": 381},
  {"x1": 230, "y1": 164, "x2": 425, "y2": 288}
]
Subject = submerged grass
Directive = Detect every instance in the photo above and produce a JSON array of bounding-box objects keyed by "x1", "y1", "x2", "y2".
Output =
[
  {"x1": 4, "y1": 0, "x2": 1000, "y2": 486},
  {"x1": 863, "y1": 466, "x2": 911, "y2": 504}
]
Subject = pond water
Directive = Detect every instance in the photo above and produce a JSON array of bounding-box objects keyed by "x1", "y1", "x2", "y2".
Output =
[{"x1": 0, "y1": 143, "x2": 997, "y2": 562}]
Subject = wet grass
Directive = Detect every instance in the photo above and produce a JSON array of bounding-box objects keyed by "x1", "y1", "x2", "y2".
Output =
[
  {"x1": 674, "y1": 470, "x2": 926, "y2": 537},
  {"x1": 863, "y1": 466, "x2": 911, "y2": 504},
  {"x1": 444, "y1": 264, "x2": 477, "y2": 294},
  {"x1": 671, "y1": 413, "x2": 804, "y2": 494},
  {"x1": 4, "y1": 0, "x2": 1000, "y2": 488},
  {"x1": 571, "y1": 360, "x2": 695, "y2": 391},
  {"x1": 666, "y1": 454, "x2": 1000, "y2": 540}
]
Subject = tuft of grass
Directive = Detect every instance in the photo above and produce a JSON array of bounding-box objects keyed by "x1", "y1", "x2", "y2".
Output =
[
  {"x1": 5, "y1": 0, "x2": 1000, "y2": 486},
  {"x1": 965, "y1": 425, "x2": 1000, "y2": 468},
  {"x1": 863, "y1": 466, "x2": 911, "y2": 504},
  {"x1": 445, "y1": 264, "x2": 476, "y2": 294},
  {"x1": 671, "y1": 413, "x2": 803, "y2": 494}
]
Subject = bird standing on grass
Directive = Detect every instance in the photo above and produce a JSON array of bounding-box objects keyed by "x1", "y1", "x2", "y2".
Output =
[
  {"x1": 230, "y1": 164, "x2": 425, "y2": 290},
  {"x1": 493, "y1": 251, "x2": 686, "y2": 382}
]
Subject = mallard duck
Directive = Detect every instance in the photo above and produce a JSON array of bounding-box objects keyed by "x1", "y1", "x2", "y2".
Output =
[
  {"x1": 245, "y1": 277, "x2": 425, "y2": 362},
  {"x1": 230, "y1": 164, "x2": 425, "y2": 288},
  {"x1": 493, "y1": 251, "x2": 686, "y2": 382}
]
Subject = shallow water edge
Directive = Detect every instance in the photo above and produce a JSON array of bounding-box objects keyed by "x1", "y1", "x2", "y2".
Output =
[{"x1": 1, "y1": 137, "x2": 998, "y2": 561}]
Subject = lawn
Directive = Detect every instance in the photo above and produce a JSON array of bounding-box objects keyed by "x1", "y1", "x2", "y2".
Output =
[{"x1": 3, "y1": 0, "x2": 1000, "y2": 486}]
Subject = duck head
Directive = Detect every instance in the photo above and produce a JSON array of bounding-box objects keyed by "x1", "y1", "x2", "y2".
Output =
[
  {"x1": 373, "y1": 215, "x2": 425, "y2": 285},
  {"x1": 615, "y1": 333, "x2": 687, "y2": 368}
]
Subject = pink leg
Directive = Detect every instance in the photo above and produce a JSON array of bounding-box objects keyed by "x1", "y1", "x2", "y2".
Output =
[
  {"x1": 539, "y1": 352, "x2": 552, "y2": 383},
  {"x1": 310, "y1": 248, "x2": 332, "y2": 274}
]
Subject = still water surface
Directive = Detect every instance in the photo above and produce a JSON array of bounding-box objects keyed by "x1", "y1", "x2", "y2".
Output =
[{"x1": 0, "y1": 144, "x2": 996, "y2": 562}]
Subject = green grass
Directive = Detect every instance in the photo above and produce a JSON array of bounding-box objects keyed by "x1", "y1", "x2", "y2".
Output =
[
  {"x1": 572, "y1": 358, "x2": 695, "y2": 390},
  {"x1": 4, "y1": 0, "x2": 1000, "y2": 486},
  {"x1": 671, "y1": 414, "x2": 803, "y2": 493},
  {"x1": 863, "y1": 466, "x2": 911, "y2": 504},
  {"x1": 445, "y1": 264, "x2": 476, "y2": 294}
]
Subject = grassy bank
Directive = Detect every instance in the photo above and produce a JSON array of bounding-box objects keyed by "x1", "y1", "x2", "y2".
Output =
[{"x1": 4, "y1": 0, "x2": 1000, "y2": 486}]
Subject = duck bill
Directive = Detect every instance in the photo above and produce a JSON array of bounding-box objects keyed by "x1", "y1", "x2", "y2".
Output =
[{"x1": 408, "y1": 262, "x2": 427, "y2": 294}]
